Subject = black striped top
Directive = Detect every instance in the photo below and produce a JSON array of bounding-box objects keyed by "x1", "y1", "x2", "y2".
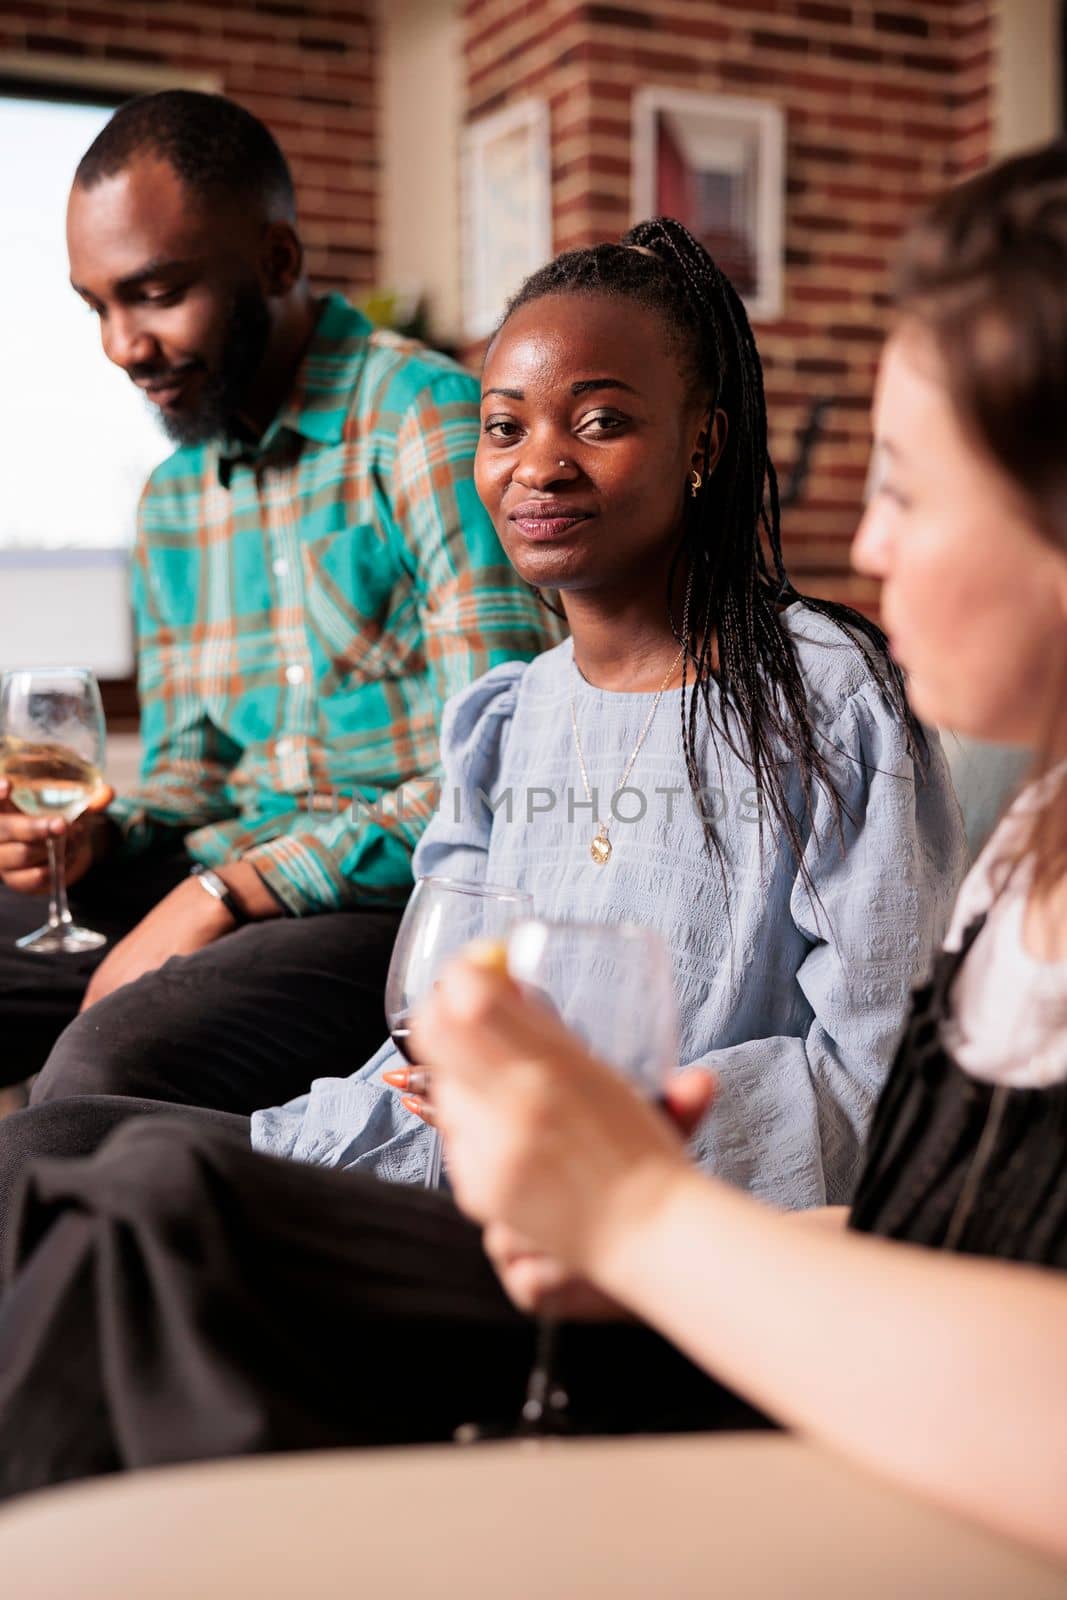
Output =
[{"x1": 849, "y1": 918, "x2": 1067, "y2": 1267}]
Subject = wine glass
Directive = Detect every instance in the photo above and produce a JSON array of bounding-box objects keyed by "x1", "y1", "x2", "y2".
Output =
[
  {"x1": 461, "y1": 917, "x2": 679, "y2": 1440},
  {"x1": 384, "y1": 875, "x2": 534, "y2": 1188},
  {"x1": 0, "y1": 668, "x2": 108, "y2": 954}
]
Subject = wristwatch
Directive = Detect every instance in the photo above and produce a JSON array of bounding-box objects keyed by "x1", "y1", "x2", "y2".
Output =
[{"x1": 189, "y1": 864, "x2": 251, "y2": 927}]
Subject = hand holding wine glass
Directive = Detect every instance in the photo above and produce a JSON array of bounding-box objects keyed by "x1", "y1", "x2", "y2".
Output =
[
  {"x1": 412, "y1": 918, "x2": 699, "y2": 1435},
  {"x1": 0, "y1": 669, "x2": 110, "y2": 953},
  {"x1": 474, "y1": 1064, "x2": 718, "y2": 1319},
  {"x1": 413, "y1": 922, "x2": 693, "y2": 1277},
  {"x1": 383, "y1": 875, "x2": 534, "y2": 1187}
]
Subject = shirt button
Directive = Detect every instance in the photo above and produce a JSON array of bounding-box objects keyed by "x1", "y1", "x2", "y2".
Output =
[
  {"x1": 285, "y1": 664, "x2": 305, "y2": 685},
  {"x1": 272, "y1": 558, "x2": 289, "y2": 577}
]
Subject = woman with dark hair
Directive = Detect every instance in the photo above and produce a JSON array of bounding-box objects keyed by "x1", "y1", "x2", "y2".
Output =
[
  {"x1": 248, "y1": 216, "x2": 960, "y2": 1203},
  {"x1": 0, "y1": 217, "x2": 962, "y2": 1492},
  {"x1": 417, "y1": 143, "x2": 1067, "y2": 1562}
]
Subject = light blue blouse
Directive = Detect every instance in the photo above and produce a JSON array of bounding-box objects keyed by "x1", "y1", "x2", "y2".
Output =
[{"x1": 252, "y1": 606, "x2": 967, "y2": 1208}]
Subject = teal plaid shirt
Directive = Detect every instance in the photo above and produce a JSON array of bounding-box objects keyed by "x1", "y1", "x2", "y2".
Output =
[{"x1": 108, "y1": 295, "x2": 557, "y2": 914}]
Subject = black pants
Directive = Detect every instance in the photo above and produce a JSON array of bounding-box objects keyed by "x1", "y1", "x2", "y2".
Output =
[
  {"x1": 0, "y1": 1117, "x2": 772, "y2": 1498},
  {"x1": 0, "y1": 850, "x2": 189, "y2": 1086},
  {"x1": 0, "y1": 849, "x2": 403, "y2": 1113},
  {"x1": 0, "y1": 1095, "x2": 247, "y2": 1267}
]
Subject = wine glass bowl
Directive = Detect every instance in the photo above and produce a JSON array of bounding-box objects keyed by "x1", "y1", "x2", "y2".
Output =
[
  {"x1": 384, "y1": 874, "x2": 534, "y2": 1184},
  {"x1": 0, "y1": 668, "x2": 109, "y2": 954},
  {"x1": 505, "y1": 918, "x2": 678, "y2": 1098}
]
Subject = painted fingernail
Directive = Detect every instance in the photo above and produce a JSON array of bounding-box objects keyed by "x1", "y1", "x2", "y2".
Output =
[
  {"x1": 400, "y1": 1095, "x2": 422, "y2": 1116},
  {"x1": 382, "y1": 1068, "x2": 409, "y2": 1089}
]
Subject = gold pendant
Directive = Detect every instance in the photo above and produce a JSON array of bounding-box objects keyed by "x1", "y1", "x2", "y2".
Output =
[{"x1": 591, "y1": 830, "x2": 612, "y2": 865}]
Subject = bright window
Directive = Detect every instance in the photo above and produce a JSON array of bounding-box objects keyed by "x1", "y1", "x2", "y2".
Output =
[{"x1": 0, "y1": 88, "x2": 169, "y2": 552}]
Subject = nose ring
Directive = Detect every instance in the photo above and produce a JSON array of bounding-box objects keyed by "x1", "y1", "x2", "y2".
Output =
[{"x1": 558, "y1": 459, "x2": 567, "y2": 468}]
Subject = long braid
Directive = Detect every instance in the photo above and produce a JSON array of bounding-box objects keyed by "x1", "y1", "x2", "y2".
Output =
[{"x1": 498, "y1": 218, "x2": 924, "y2": 896}]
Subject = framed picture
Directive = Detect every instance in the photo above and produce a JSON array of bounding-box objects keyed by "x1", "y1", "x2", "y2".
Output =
[
  {"x1": 463, "y1": 97, "x2": 552, "y2": 340},
  {"x1": 632, "y1": 88, "x2": 785, "y2": 323}
]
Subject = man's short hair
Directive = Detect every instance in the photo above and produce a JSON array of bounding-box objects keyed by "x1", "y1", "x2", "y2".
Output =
[{"x1": 74, "y1": 90, "x2": 296, "y2": 220}]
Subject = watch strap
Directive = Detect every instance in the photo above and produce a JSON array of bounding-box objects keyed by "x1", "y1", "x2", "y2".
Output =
[{"x1": 189, "y1": 865, "x2": 251, "y2": 927}]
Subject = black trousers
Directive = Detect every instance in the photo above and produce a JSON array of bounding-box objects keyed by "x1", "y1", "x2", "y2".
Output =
[
  {"x1": 0, "y1": 1095, "x2": 247, "y2": 1267},
  {"x1": 0, "y1": 850, "x2": 189, "y2": 1087},
  {"x1": 0, "y1": 1116, "x2": 772, "y2": 1498},
  {"x1": 0, "y1": 848, "x2": 403, "y2": 1114}
]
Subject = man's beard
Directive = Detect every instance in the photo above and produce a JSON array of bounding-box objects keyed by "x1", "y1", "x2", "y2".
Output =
[{"x1": 155, "y1": 285, "x2": 272, "y2": 448}]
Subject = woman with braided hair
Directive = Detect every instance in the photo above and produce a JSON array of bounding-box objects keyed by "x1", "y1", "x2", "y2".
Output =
[
  {"x1": 0, "y1": 219, "x2": 963, "y2": 1491},
  {"x1": 504, "y1": 217, "x2": 918, "y2": 894},
  {"x1": 247, "y1": 217, "x2": 962, "y2": 1200}
]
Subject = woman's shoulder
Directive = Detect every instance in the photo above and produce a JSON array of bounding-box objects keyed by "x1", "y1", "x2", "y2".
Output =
[
  {"x1": 511, "y1": 633, "x2": 575, "y2": 696},
  {"x1": 780, "y1": 600, "x2": 890, "y2": 722},
  {"x1": 779, "y1": 600, "x2": 948, "y2": 796},
  {"x1": 439, "y1": 660, "x2": 525, "y2": 762},
  {"x1": 439, "y1": 639, "x2": 573, "y2": 768},
  {"x1": 943, "y1": 766, "x2": 1056, "y2": 947}
]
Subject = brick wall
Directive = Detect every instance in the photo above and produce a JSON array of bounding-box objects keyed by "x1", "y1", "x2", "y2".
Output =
[
  {"x1": 0, "y1": 0, "x2": 379, "y2": 295},
  {"x1": 463, "y1": 0, "x2": 995, "y2": 611},
  {"x1": 0, "y1": 0, "x2": 999, "y2": 609}
]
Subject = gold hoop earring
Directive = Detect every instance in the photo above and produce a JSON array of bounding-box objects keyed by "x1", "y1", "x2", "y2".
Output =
[{"x1": 688, "y1": 468, "x2": 703, "y2": 498}]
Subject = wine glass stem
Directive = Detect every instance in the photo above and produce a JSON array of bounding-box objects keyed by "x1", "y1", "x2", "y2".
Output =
[
  {"x1": 47, "y1": 836, "x2": 73, "y2": 930},
  {"x1": 423, "y1": 1127, "x2": 444, "y2": 1189},
  {"x1": 520, "y1": 1317, "x2": 567, "y2": 1434}
]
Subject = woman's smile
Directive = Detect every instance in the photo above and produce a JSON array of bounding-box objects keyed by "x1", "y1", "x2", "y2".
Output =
[{"x1": 507, "y1": 498, "x2": 594, "y2": 542}]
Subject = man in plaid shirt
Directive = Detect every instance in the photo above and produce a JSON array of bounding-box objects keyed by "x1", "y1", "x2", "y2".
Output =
[{"x1": 0, "y1": 93, "x2": 554, "y2": 1112}]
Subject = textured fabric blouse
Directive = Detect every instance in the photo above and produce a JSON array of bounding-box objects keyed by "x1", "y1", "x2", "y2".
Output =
[{"x1": 252, "y1": 607, "x2": 967, "y2": 1209}]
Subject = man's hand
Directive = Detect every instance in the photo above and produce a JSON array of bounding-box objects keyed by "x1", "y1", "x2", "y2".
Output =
[
  {"x1": 79, "y1": 860, "x2": 279, "y2": 1012},
  {"x1": 0, "y1": 779, "x2": 114, "y2": 895}
]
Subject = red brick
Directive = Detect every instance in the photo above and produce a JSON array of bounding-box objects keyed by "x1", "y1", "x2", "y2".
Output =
[
  {"x1": 792, "y1": 285, "x2": 855, "y2": 305},
  {"x1": 826, "y1": 40, "x2": 884, "y2": 64},
  {"x1": 824, "y1": 252, "x2": 888, "y2": 272},
  {"x1": 18, "y1": 0, "x2": 384, "y2": 296}
]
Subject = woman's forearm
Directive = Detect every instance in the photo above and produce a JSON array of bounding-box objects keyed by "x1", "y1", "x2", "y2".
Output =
[
  {"x1": 419, "y1": 953, "x2": 1067, "y2": 1559},
  {"x1": 597, "y1": 1171, "x2": 1067, "y2": 1563}
]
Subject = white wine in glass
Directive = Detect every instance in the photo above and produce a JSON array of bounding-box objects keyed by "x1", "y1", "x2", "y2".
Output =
[
  {"x1": 0, "y1": 669, "x2": 109, "y2": 954},
  {"x1": 0, "y1": 739, "x2": 104, "y2": 823}
]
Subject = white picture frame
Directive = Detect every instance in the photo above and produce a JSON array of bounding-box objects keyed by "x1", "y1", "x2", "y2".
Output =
[
  {"x1": 632, "y1": 87, "x2": 785, "y2": 323},
  {"x1": 462, "y1": 97, "x2": 552, "y2": 341}
]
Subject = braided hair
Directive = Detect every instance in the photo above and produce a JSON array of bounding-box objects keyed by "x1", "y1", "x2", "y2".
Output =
[{"x1": 497, "y1": 217, "x2": 924, "y2": 894}]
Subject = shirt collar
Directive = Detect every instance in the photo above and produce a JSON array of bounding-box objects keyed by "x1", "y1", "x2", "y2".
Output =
[{"x1": 215, "y1": 294, "x2": 373, "y2": 485}]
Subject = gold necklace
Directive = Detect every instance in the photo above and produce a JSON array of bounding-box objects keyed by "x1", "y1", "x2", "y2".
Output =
[{"x1": 569, "y1": 647, "x2": 685, "y2": 866}]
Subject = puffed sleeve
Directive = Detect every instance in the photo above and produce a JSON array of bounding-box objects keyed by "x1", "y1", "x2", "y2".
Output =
[
  {"x1": 687, "y1": 681, "x2": 967, "y2": 1208},
  {"x1": 410, "y1": 659, "x2": 527, "y2": 883}
]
